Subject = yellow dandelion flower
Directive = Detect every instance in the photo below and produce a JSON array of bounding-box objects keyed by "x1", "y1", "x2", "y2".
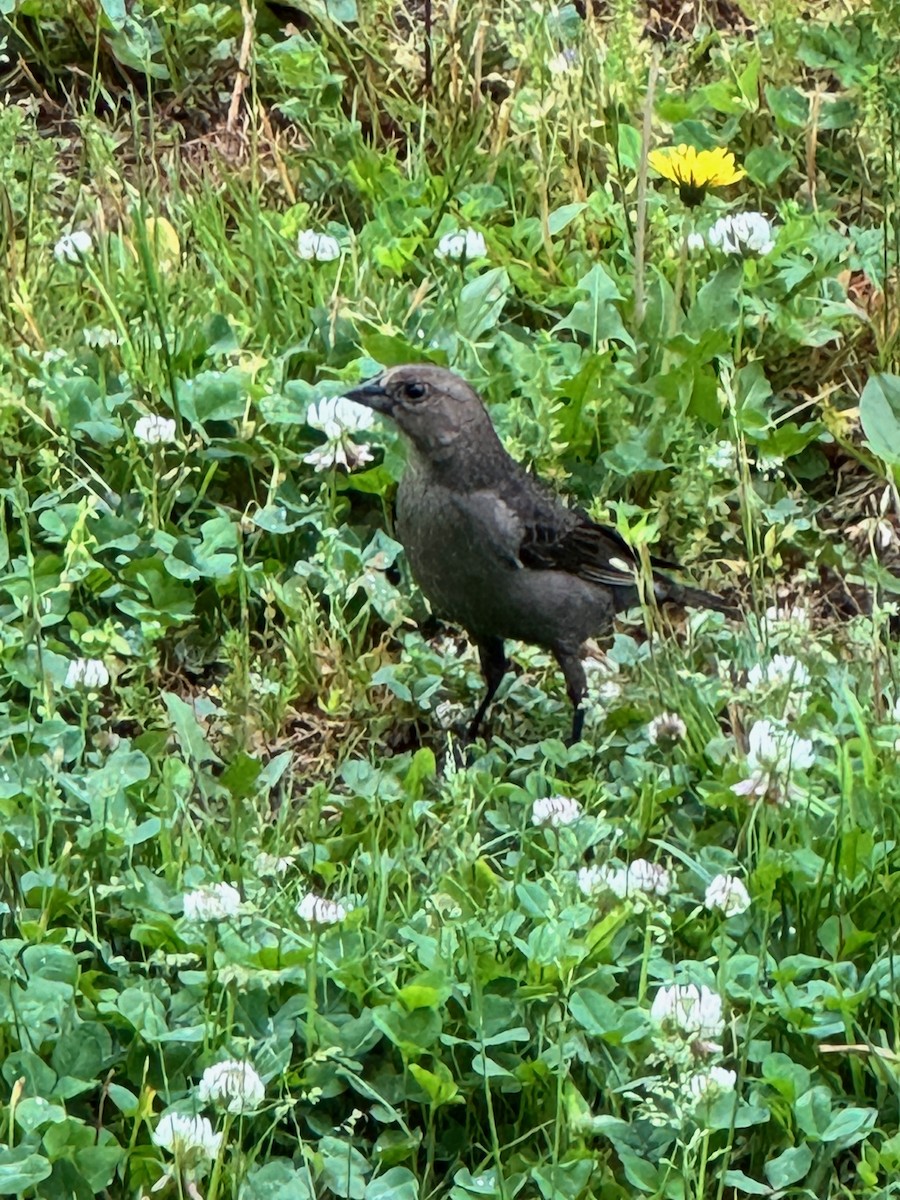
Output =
[{"x1": 648, "y1": 144, "x2": 746, "y2": 206}]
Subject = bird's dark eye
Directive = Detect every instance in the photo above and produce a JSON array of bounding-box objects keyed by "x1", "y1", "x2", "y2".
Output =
[{"x1": 403, "y1": 382, "x2": 427, "y2": 400}]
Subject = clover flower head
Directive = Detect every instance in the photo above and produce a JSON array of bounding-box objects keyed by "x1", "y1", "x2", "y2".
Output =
[
  {"x1": 297, "y1": 892, "x2": 347, "y2": 926},
  {"x1": 153, "y1": 1112, "x2": 222, "y2": 1165},
  {"x1": 746, "y1": 654, "x2": 810, "y2": 693},
  {"x1": 706, "y1": 440, "x2": 738, "y2": 473},
  {"x1": 732, "y1": 718, "x2": 815, "y2": 805},
  {"x1": 198, "y1": 1059, "x2": 265, "y2": 1114},
  {"x1": 304, "y1": 394, "x2": 376, "y2": 473},
  {"x1": 135, "y1": 414, "x2": 178, "y2": 445},
  {"x1": 583, "y1": 656, "x2": 622, "y2": 707},
  {"x1": 84, "y1": 327, "x2": 120, "y2": 350},
  {"x1": 686, "y1": 1066, "x2": 737, "y2": 1103},
  {"x1": 54, "y1": 229, "x2": 93, "y2": 263},
  {"x1": 764, "y1": 602, "x2": 810, "y2": 629},
  {"x1": 648, "y1": 712, "x2": 687, "y2": 746},
  {"x1": 686, "y1": 231, "x2": 706, "y2": 253},
  {"x1": 704, "y1": 874, "x2": 751, "y2": 917},
  {"x1": 579, "y1": 859, "x2": 672, "y2": 902},
  {"x1": 547, "y1": 48, "x2": 577, "y2": 74},
  {"x1": 648, "y1": 144, "x2": 745, "y2": 206},
  {"x1": 64, "y1": 658, "x2": 110, "y2": 689},
  {"x1": 254, "y1": 851, "x2": 294, "y2": 878},
  {"x1": 296, "y1": 229, "x2": 341, "y2": 261},
  {"x1": 307, "y1": 396, "x2": 375, "y2": 438},
  {"x1": 651, "y1": 983, "x2": 725, "y2": 1044},
  {"x1": 435, "y1": 228, "x2": 487, "y2": 261},
  {"x1": 531, "y1": 795, "x2": 582, "y2": 827},
  {"x1": 183, "y1": 882, "x2": 243, "y2": 923},
  {"x1": 708, "y1": 211, "x2": 775, "y2": 256}
]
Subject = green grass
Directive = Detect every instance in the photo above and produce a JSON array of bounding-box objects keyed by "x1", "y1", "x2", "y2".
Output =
[{"x1": 0, "y1": 0, "x2": 898, "y2": 1196}]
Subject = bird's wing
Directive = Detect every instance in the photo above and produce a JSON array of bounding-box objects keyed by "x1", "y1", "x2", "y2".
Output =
[
  {"x1": 449, "y1": 490, "x2": 528, "y2": 570},
  {"x1": 519, "y1": 511, "x2": 643, "y2": 587},
  {"x1": 453, "y1": 475, "x2": 678, "y2": 588},
  {"x1": 509, "y1": 474, "x2": 679, "y2": 587}
]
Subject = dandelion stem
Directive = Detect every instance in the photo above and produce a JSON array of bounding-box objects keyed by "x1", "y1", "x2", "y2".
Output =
[{"x1": 633, "y1": 50, "x2": 660, "y2": 330}]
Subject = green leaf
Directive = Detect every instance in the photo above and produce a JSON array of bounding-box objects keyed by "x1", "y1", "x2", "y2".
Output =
[
  {"x1": 618, "y1": 1152, "x2": 661, "y2": 1194},
  {"x1": 722, "y1": 1170, "x2": 771, "y2": 1195},
  {"x1": 408, "y1": 1063, "x2": 461, "y2": 1107},
  {"x1": 361, "y1": 333, "x2": 442, "y2": 366},
  {"x1": 179, "y1": 368, "x2": 249, "y2": 425},
  {"x1": 554, "y1": 265, "x2": 635, "y2": 351},
  {"x1": 548, "y1": 203, "x2": 587, "y2": 236},
  {"x1": 238, "y1": 1160, "x2": 317, "y2": 1199},
  {"x1": 0, "y1": 1148, "x2": 52, "y2": 1193},
  {"x1": 163, "y1": 692, "x2": 222, "y2": 765},
  {"x1": 821, "y1": 1106, "x2": 877, "y2": 1147},
  {"x1": 859, "y1": 373, "x2": 900, "y2": 464},
  {"x1": 320, "y1": 1136, "x2": 370, "y2": 1200},
  {"x1": 744, "y1": 144, "x2": 795, "y2": 187},
  {"x1": 532, "y1": 1160, "x2": 594, "y2": 1200},
  {"x1": 365, "y1": 1168, "x2": 419, "y2": 1200},
  {"x1": 764, "y1": 1145, "x2": 812, "y2": 1189},
  {"x1": 371, "y1": 1006, "x2": 441, "y2": 1055},
  {"x1": 99, "y1": 0, "x2": 126, "y2": 22},
  {"x1": 457, "y1": 268, "x2": 510, "y2": 342},
  {"x1": 685, "y1": 266, "x2": 742, "y2": 339},
  {"x1": 766, "y1": 85, "x2": 809, "y2": 128}
]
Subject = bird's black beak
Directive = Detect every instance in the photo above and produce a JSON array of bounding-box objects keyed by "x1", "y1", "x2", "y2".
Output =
[{"x1": 344, "y1": 376, "x2": 393, "y2": 415}]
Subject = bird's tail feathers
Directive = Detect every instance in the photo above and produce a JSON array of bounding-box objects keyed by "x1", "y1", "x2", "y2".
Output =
[{"x1": 654, "y1": 579, "x2": 738, "y2": 616}]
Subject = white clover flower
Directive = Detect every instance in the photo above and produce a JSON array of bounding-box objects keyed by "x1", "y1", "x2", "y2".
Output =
[
  {"x1": 648, "y1": 712, "x2": 687, "y2": 745},
  {"x1": 579, "y1": 859, "x2": 671, "y2": 901},
  {"x1": 304, "y1": 441, "x2": 374, "y2": 471},
  {"x1": 706, "y1": 440, "x2": 737, "y2": 473},
  {"x1": 650, "y1": 983, "x2": 725, "y2": 1043},
  {"x1": 583, "y1": 656, "x2": 622, "y2": 707},
  {"x1": 254, "y1": 851, "x2": 294, "y2": 878},
  {"x1": 746, "y1": 654, "x2": 810, "y2": 693},
  {"x1": 578, "y1": 864, "x2": 615, "y2": 896},
  {"x1": 183, "y1": 882, "x2": 243, "y2": 922},
  {"x1": 708, "y1": 211, "x2": 775, "y2": 256},
  {"x1": 686, "y1": 1066, "x2": 737, "y2": 1102},
  {"x1": 54, "y1": 229, "x2": 93, "y2": 262},
  {"x1": 198, "y1": 1060, "x2": 265, "y2": 1114},
  {"x1": 749, "y1": 719, "x2": 815, "y2": 771},
  {"x1": 296, "y1": 892, "x2": 347, "y2": 925},
  {"x1": 732, "y1": 718, "x2": 815, "y2": 804},
  {"x1": 84, "y1": 327, "x2": 120, "y2": 350},
  {"x1": 435, "y1": 228, "x2": 487, "y2": 261},
  {"x1": 134, "y1": 414, "x2": 178, "y2": 445},
  {"x1": 547, "y1": 50, "x2": 575, "y2": 75},
  {"x1": 153, "y1": 1112, "x2": 222, "y2": 1165},
  {"x1": 531, "y1": 795, "x2": 582, "y2": 827},
  {"x1": 627, "y1": 859, "x2": 673, "y2": 897},
  {"x1": 304, "y1": 395, "x2": 376, "y2": 473},
  {"x1": 764, "y1": 602, "x2": 810, "y2": 629},
  {"x1": 686, "y1": 231, "x2": 706, "y2": 253},
  {"x1": 64, "y1": 658, "x2": 110, "y2": 689},
  {"x1": 704, "y1": 874, "x2": 750, "y2": 917},
  {"x1": 296, "y1": 229, "x2": 341, "y2": 262}
]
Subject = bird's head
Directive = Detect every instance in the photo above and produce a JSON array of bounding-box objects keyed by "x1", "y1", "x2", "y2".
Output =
[{"x1": 343, "y1": 364, "x2": 497, "y2": 462}]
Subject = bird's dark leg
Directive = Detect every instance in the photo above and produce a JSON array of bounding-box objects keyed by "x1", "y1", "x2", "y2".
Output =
[
  {"x1": 554, "y1": 648, "x2": 587, "y2": 745},
  {"x1": 466, "y1": 637, "x2": 508, "y2": 742}
]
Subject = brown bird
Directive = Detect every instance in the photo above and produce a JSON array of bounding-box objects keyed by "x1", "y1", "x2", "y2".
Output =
[{"x1": 345, "y1": 365, "x2": 733, "y2": 743}]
